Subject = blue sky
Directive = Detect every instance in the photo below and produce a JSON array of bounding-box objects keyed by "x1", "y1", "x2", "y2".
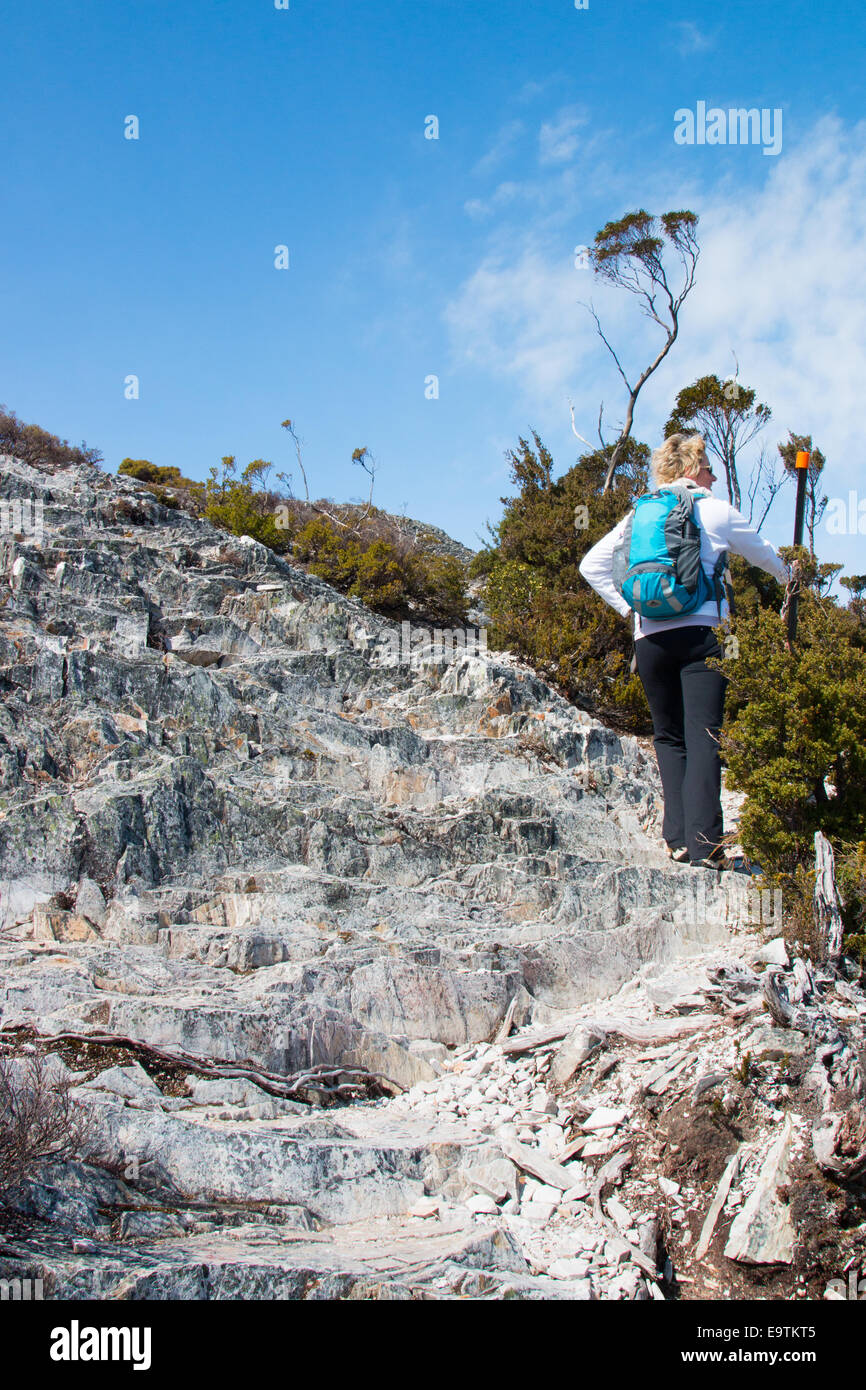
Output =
[{"x1": 2, "y1": 0, "x2": 864, "y2": 574}]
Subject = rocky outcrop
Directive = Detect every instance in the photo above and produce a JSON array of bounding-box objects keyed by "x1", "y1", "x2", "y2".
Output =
[
  {"x1": 0, "y1": 452, "x2": 739, "y2": 1072},
  {"x1": 4, "y1": 450, "x2": 849, "y2": 1301}
]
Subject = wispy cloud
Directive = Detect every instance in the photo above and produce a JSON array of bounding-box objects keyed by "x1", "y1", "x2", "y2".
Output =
[
  {"x1": 444, "y1": 247, "x2": 588, "y2": 401},
  {"x1": 464, "y1": 181, "x2": 527, "y2": 220},
  {"x1": 539, "y1": 106, "x2": 588, "y2": 165},
  {"x1": 515, "y1": 77, "x2": 558, "y2": 105},
  {"x1": 673, "y1": 20, "x2": 716, "y2": 55},
  {"x1": 474, "y1": 119, "x2": 526, "y2": 176}
]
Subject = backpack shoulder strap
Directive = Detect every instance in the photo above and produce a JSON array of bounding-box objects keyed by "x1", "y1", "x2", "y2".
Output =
[
  {"x1": 668, "y1": 484, "x2": 727, "y2": 619},
  {"x1": 663, "y1": 481, "x2": 697, "y2": 516}
]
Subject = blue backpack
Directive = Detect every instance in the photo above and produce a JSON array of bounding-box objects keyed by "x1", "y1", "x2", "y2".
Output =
[{"x1": 611, "y1": 483, "x2": 727, "y2": 621}]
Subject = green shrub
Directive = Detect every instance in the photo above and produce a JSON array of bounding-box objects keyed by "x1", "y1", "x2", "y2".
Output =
[
  {"x1": 468, "y1": 545, "x2": 497, "y2": 580},
  {"x1": 292, "y1": 515, "x2": 348, "y2": 576},
  {"x1": 118, "y1": 459, "x2": 206, "y2": 515},
  {"x1": 477, "y1": 432, "x2": 650, "y2": 732},
  {"x1": 119, "y1": 459, "x2": 183, "y2": 484},
  {"x1": 292, "y1": 517, "x2": 467, "y2": 620},
  {"x1": 349, "y1": 538, "x2": 407, "y2": 612},
  {"x1": 837, "y1": 842, "x2": 866, "y2": 949},
  {"x1": 203, "y1": 456, "x2": 290, "y2": 553},
  {"x1": 712, "y1": 550, "x2": 866, "y2": 945},
  {"x1": 405, "y1": 552, "x2": 468, "y2": 624}
]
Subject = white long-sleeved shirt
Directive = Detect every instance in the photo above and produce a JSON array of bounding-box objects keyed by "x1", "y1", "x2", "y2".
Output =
[{"x1": 578, "y1": 477, "x2": 788, "y2": 638}]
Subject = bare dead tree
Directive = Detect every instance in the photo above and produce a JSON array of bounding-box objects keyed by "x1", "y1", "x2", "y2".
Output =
[
  {"x1": 279, "y1": 421, "x2": 378, "y2": 535},
  {"x1": 568, "y1": 399, "x2": 606, "y2": 453},
  {"x1": 350, "y1": 446, "x2": 378, "y2": 522},
  {"x1": 745, "y1": 445, "x2": 788, "y2": 532},
  {"x1": 575, "y1": 210, "x2": 700, "y2": 494}
]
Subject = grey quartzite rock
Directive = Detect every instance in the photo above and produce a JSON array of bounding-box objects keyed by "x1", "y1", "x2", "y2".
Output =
[{"x1": 0, "y1": 451, "x2": 755, "y2": 1298}]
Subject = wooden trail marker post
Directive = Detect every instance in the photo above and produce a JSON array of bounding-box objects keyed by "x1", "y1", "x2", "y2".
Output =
[{"x1": 786, "y1": 449, "x2": 811, "y2": 643}]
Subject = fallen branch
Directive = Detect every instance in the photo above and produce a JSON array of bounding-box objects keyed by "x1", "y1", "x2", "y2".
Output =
[
  {"x1": 0, "y1": 1026, "x2": 401, "y2": 1104},
  {"x1": 591, "y1": 1146, "x2": 632, "y2": 1225},
  {"x1": 500, "y1": 1022, "x2": 572, "y2": 1057},
  {"x1": 504, "y1": 1012, "x2": 718, "y2": 1059},
  {"x1": 642, "y1": 1051, "x2": 694, "y2": 1098}
]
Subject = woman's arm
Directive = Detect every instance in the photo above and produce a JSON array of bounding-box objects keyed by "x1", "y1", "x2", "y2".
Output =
[
  {"x1": 722, "y1": 505, "x2": 788, "y2": 582},
  {"x1": 578, "y1": 516, "x2": 633, "y2": 618}
]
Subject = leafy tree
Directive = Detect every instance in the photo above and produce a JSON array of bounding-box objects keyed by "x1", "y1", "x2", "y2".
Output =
[
  {"x1": 664, "y1": 373, "x2": 771, "y2": 510},
  {"x1": 577, "y1": 211, "x2": 699, "y2": 493},
  {"x1": 840, "y1": 574, "x2": 866, "y2": 629}
]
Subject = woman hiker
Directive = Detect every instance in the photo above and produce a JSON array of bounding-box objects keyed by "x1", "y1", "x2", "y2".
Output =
[{"x1": 579, "y1": 433, "x2": 787, "y2": 870}]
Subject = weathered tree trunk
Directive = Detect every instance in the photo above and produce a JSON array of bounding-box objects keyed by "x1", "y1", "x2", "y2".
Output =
[{"x1": 814, "y1": 830, "x2": 844, "y2": 971}]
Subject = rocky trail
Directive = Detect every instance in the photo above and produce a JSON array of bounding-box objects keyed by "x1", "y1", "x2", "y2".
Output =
[{"x1": 1, "y1": 453, "x2": 864, "y2": 1301}]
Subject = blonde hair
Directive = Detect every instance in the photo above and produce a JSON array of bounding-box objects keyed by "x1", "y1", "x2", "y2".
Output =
[{"x1": 651, "y1": 433, "x2": 706, "y2": 488}]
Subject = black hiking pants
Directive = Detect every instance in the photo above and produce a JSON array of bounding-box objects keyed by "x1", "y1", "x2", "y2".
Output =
[{"x1": 634, "y1": 624, "x2": 728, "y2": 864}]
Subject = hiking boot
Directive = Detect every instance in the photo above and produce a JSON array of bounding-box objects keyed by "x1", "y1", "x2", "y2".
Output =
[
  {"x1": 667, "y1": 845, "x2": 690, "y2": 863},
  {"x1": 690, "y1": 855, "x2": 731, "y2": 872}
]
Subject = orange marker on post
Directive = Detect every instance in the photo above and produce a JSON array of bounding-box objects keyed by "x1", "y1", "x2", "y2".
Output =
[{"x1": 787, "y1": 448, "x2": 811, "y2": 642}]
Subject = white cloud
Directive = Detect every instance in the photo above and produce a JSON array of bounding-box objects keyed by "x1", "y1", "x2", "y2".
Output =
[
  {"x1": 446, "y1": 116, "x2": 866, "y2": 526},
  {"x1": 673, "y1": 21, "x2": 716, "y2": 55},
  {"x1": 660, "y1": 117, "x2": 866, "y2": 492},
  {"x1": 539, "y1": 106, "x2": 588, "y2": 165},
  {"x1": 516, "y1": 78, "x2": 557, "y2": 105},
  {"x1": 444, "y1": 248, "x2": 589, "y2": 400},
  {"x1": 464, "y1": 181, "x2": 526, "y2": 220},
  {"x1": 474, "y1": 119, "x2": 526, "y2": 175}
]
